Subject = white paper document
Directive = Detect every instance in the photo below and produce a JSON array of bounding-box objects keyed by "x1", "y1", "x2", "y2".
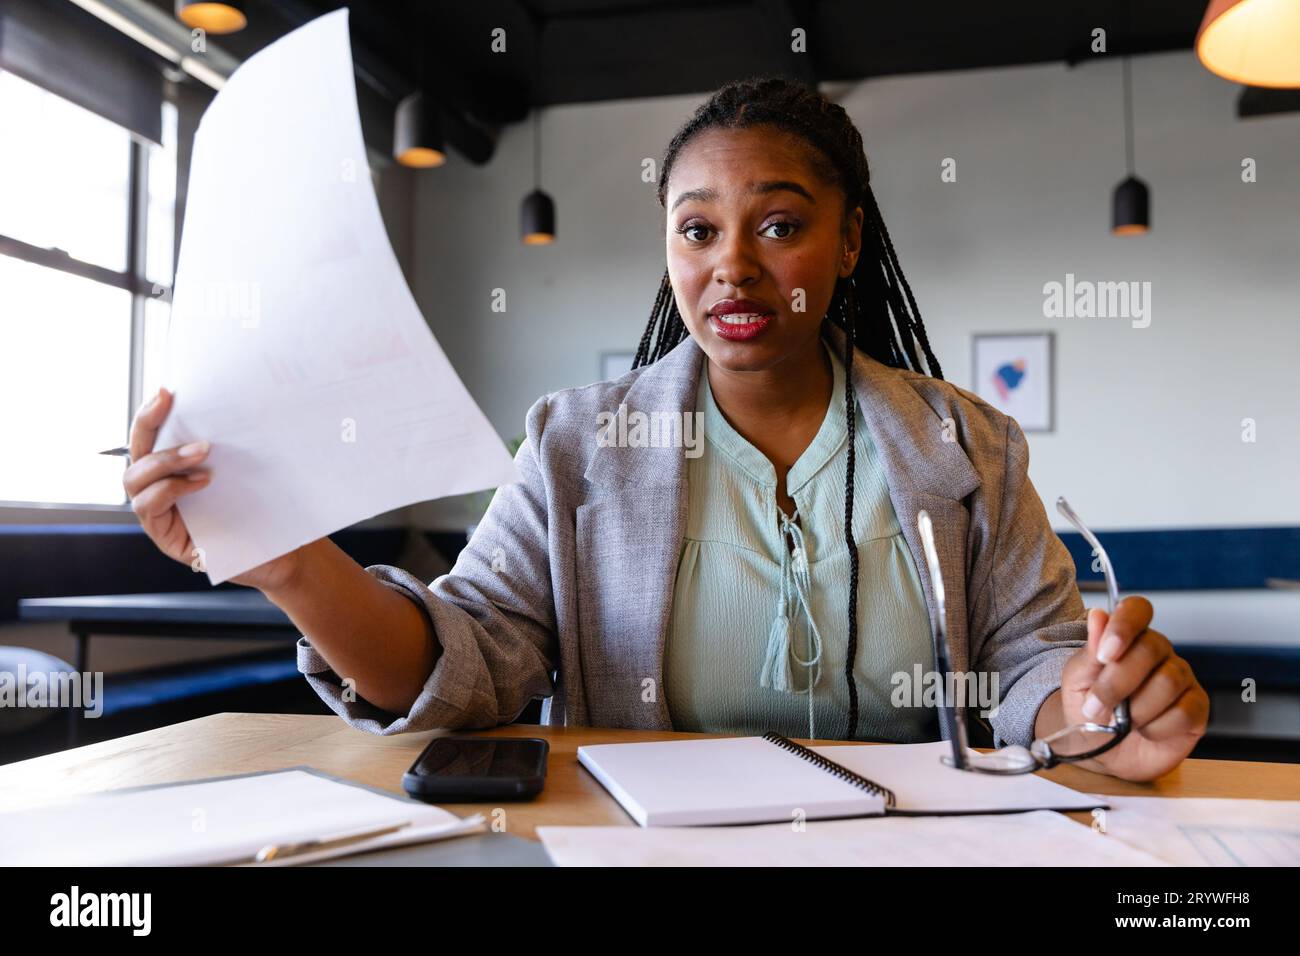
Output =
[
  {"x1": 538, "y1": 811, "x2": 1167, "y2": 867},
  {"x1": 0, "y1": 768, "x2": 484, "y2": 866},
  {"x1": 1098, "y1": 797, "x2": 1300, "y2": 867},
  {"x1": 155, "y1": 10, "x2": 517, "y2": 583}
]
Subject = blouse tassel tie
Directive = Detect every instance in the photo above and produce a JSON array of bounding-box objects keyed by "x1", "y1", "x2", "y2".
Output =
[{"x1": 759, "y1": 510, "x2": 825, "y2": 739}]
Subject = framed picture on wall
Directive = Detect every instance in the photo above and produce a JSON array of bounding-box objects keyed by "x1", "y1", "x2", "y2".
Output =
[
  {"x1": 600, "y1": 351, "x2": 636, "y2": 381},
  {"x1": 971, "y1": 332, "x2": 1054, "y2": 432}
]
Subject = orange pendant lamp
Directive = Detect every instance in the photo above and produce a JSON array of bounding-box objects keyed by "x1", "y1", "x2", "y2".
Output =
[
  {"x1": 1197, "y1": 0, "x2": 1300, "y2": 87},
  {"x1": 175, "y1": 1, "x2": 247, "y2": 35}
]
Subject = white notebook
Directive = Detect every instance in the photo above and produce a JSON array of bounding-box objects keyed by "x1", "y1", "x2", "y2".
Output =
[{"x1": 578, "y1": 735, "x2": 1105, "y2": 827}]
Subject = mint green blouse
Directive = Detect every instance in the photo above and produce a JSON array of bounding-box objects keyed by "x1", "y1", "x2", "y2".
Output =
[{"x1": 664, "y1": 343, "x2": 938, "y2": 743}]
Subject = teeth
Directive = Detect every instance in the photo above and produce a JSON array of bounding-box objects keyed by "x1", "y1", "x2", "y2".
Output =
[{"x1": 716, "y1": 312, "x2": 768, "y2": 325}]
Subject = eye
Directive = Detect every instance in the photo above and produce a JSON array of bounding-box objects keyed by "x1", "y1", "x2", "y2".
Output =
[
  {"x1": 676, "y1": 221, "x2": 711, "y2": 243},
  {"x1": 674, "y1": 217, "x2": 801, "y2": 243},
  {"x1": 760, "y1": 219, "x2": 800, "y2": 240}
]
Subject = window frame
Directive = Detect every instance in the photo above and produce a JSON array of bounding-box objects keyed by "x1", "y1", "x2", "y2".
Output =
[{"x1": 0, "y1": 85, "x2": 170, "y2": 513}]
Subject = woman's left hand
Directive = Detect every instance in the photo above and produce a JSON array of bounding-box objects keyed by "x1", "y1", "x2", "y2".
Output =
[{"x1": 1055, "y1": 596, "x2": 1209, "y2": 782}]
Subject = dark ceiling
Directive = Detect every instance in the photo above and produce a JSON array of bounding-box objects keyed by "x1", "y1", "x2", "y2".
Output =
[{"x1": 146, "y1": 1, "x2": 1295, "y2": 163}]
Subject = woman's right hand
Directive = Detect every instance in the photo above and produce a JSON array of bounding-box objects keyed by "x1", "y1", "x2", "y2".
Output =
[{"x1": 124, "y1": 387, "x2": 304, "y2": 592}]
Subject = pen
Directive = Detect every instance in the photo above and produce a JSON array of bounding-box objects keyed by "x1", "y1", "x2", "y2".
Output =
[
  {"x1": 252, "y1": 821, "x2": 411, "y2": 864},
  {"x1": 99, "y1": 447, "x2": 130, "y2": 458}
]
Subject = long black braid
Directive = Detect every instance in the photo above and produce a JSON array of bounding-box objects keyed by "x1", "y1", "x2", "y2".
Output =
[{"x1": 634, "y1": 77, "x2": 944, "y2": 741}]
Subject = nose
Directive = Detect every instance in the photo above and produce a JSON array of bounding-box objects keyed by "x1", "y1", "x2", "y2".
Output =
[{"x1": 712, "y1": 230, "x2": 762, "y2": 290}]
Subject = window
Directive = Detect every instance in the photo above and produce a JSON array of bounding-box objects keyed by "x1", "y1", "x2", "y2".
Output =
[{"x1": 0, "y1": 70, "x2": 177, "y2": 506}]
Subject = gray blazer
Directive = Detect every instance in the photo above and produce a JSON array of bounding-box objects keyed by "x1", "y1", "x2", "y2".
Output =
[{"x1": 297, "y1": 324, "x2": 1087, "y2": 747}]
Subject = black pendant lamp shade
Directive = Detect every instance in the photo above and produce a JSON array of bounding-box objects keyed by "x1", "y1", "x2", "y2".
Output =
[
  {"x1": 1111, "y1": 55, "x2": 1150, "y2": 235},
  {"x1": 175, "y1": 0, "x2": 247, "y2": 34},
  {"x1": 1112, "y1": 175, "x2": 1150, "y2": 236},
  {"x1": 394, "y1": 92, "x2": 446, "y2": 168},
  {"x1": 521, "y1": 111, "x2": 555, "y2": 244},
  {"x1": 521, "y1": 189, "x2": 556, "y2": 245}
]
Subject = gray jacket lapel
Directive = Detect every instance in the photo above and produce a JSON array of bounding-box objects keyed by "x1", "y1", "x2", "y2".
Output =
[{"x1": 577, "y1": 338, "x2": 701, "y2": 728}]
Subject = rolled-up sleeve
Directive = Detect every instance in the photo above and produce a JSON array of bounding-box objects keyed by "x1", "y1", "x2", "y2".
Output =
[
  {"x1": 296, "y1": 397, "x2": 560, "y2": 735},
  {"x1": 972, "y1": 416, "x2": 1087, "y2": 748}
]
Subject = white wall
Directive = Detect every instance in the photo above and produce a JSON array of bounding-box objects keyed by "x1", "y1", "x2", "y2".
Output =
[
  {"x1": 843, "y1": 52, "x2": 1300, "y2": 531},
  {"x1": 407, "y1": 50, "x2": 1300, "y2": 532}
]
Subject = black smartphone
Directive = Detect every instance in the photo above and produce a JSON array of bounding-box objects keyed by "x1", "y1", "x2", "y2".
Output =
[{"x1": 401, "y1": 735, "x2": 549, "y2": 802}]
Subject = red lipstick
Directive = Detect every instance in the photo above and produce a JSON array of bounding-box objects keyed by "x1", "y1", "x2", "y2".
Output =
[{"x1": 708, "y1": 298, "x2": 776, "y2": 342}]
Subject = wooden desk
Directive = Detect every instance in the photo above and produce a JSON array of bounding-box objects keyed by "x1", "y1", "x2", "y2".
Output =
[{"x1": 2, "y1": 713, "x2": 1297, "y2": 843}]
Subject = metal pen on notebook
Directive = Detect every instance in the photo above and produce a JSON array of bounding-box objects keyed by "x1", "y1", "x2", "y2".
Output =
[{"x1": 253, "y1": 821, "x2": 411, "y2": 864}]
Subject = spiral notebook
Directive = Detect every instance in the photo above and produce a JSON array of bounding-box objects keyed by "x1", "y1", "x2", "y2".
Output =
[{"x1": 577, "y1": 734, "x2": 1104, "y2": 827}]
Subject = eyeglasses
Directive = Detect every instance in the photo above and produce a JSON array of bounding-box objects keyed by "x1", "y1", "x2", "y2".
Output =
[{"x1": 915, "y1": 496, "x2": 1131, "y2": 775}]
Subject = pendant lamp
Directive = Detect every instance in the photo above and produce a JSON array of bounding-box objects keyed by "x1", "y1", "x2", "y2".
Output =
[
  {"x1": 1197, "y1": 0, "x2": 1300, "y2": 88},
  {"x1": 175, "y1": 1, "x2": 246, "y2": 34},
  {"x1": 1112, "y1": 56, "x2": 1150, "y2": 236},
  {"x1": 521, "y1": 110, "x2": 555, "y2": 245}
]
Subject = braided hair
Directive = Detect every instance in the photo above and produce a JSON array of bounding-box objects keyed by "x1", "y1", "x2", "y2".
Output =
[{"x1": 635, "y1": 76, "x2": 944, "y2": 740}]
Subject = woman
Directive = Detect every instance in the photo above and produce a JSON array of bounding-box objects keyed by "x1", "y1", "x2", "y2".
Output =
[{"x1": 125, "y1": 77, "x2": 1207, "y2": 782}]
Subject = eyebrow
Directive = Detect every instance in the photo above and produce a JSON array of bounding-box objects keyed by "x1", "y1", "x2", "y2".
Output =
[{"x1": 669, "y1": 179, "x2": 816, "y2": 213}]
